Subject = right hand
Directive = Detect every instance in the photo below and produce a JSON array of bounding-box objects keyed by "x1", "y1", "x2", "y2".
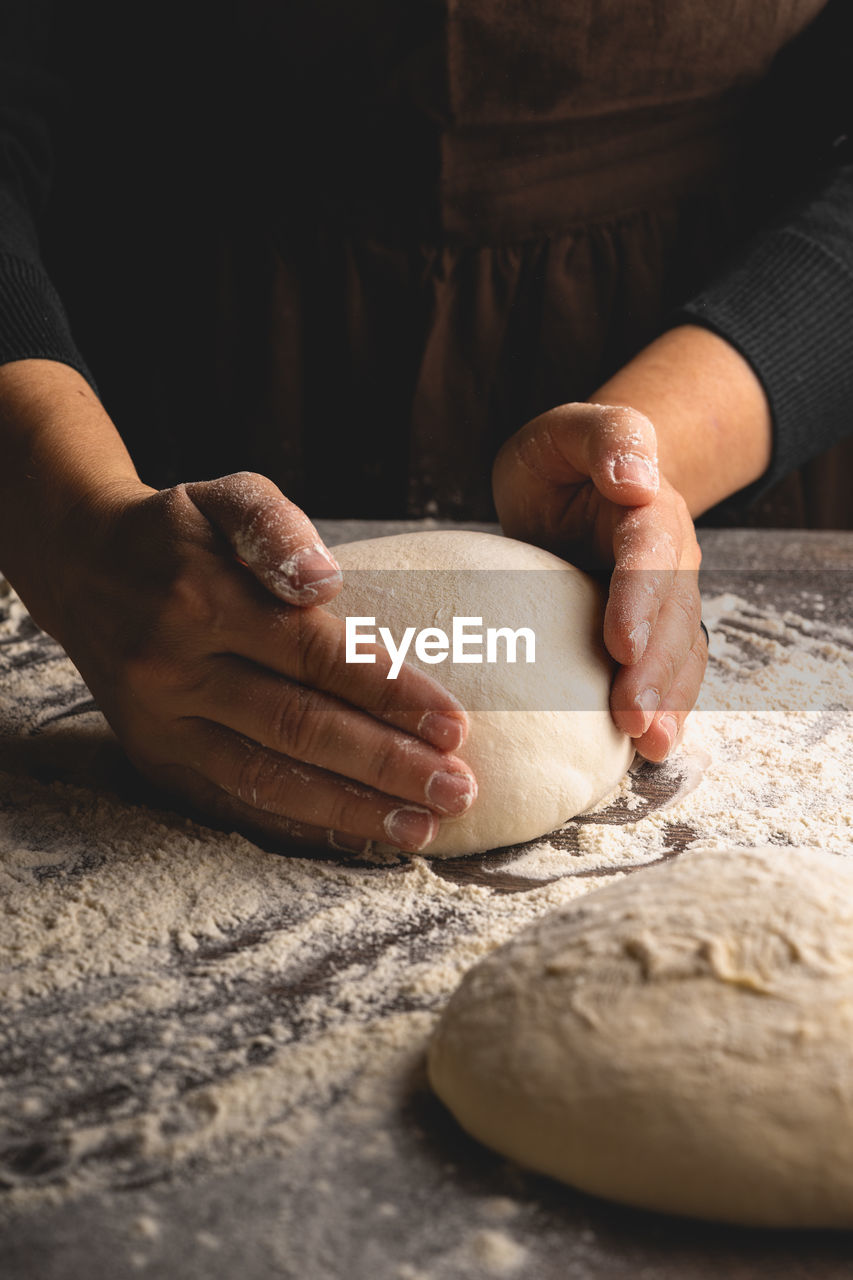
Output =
[
  {"x1": 46, "y1": 472, "x2": 477, "y2": 853},
  {"x1": 493, "y1": 403, "x2": 706, "y2": 763}
]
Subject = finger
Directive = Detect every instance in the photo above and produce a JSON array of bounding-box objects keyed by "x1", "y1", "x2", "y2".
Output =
[
  {"x1": 187, "y1": 721, "x2": 443, "y2": 852},
  {"x1": 584, "y1": 403, "x2": 660, "y2": 506},
  {"x1": 632, "y1": 627, "x2": 709, "y2": 762},
  {"x1": 140, "y1": 530, "x2": 471, "y2": 755},
  {"x1": 493, "y1": 403, "x2": 658, "y2": 543},
  {"x1": 214, "y1": 601, "x2": 470, "y2": 752},
  {"x1": 610, "y1": 569, "x2": 702, "y2": 737},
  {"x1": 604, "y1": 496, "x2": 682, "y2": 666},
  {"x1": 184, "y1": 472, "x2": 343, "y2": 606},
  {"x1": 493, "y1": 404, "x2": 594, "y2": 545},
  {"x1": 184, "y1": 654, "x2": 477, "y2": 815},
  {"x1": 148, "y1": 762, "x2": 374, "y2": 855}
]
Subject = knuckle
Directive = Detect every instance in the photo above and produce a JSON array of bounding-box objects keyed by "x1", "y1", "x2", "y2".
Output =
[
  {"x1": 513, "y1": 415, "x2": 564, "y2": 480},
  {"x1": 665, "y1": 644, "x2": 707, "y2": 715},
  {"x1": 370, "y1": 733, "x2": 407, "y2": 793},
  {"x1": 156, "y1": 482, "x2": 208, "y2": 541},
  {"x1": 157, "y1": 481, "x2": 190, "y2": 521},
  {"x1": 233, "y1": 478, "x2": 304, "y2": 547},
  {"x1": 691, "y1": 631, "x2": 710, "y2": 672},
  {"x1": 657, "y1": 643, "x2": 681, "y2": 690},
  {"x1": 326, "y1": 787, "x2": 372, "y2": 837},
  {"x1": 664, "y1": 679, "x2": 693, "y2": 717},
  {"x1": 213, "y1": 471, "x2": 276, "y2": 508},
  {"x1": 270, "y1": 686, "x2": 326, "y2": 761},
  {"x1": 615, "y1": 513, "x2": 678, "y2": 572},
  {"x1": 655, "y1": 530, "x2": 680, "y2": 572},
  {"x1": 604, "y1": 403, "x2": 655, "y2": 441},
  {"x1": 232, "y1": 746, "x2": 279, "y2": 810},
  {"x1": 297, "y1": 617, "x2": 342, "y2": 688},
  {"x1": 231, "y1": 469, "x2": 269, "y2": 489},
  {"x1": 671, "y1": 587, "x2": 701, "y2": 635},
  {"x1": 371, "y1": 673, "x2": 407, "y2": 722},
  {"x1": 232, "y1": 748, "x2": 265, "y2": 807},
  {"x1": 615, "y1": 507, "x2": 646, "y2": 542},
  {"x1": 163, "y1": 569, "x2": 222, "y2": 633}
]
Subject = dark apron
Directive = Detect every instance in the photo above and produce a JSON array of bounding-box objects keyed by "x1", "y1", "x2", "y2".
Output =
[{"x1": 211, "y1": 0, "x2": 842, "y2": 525}]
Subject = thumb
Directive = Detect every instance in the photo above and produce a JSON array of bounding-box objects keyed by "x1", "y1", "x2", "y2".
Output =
[
  {"x1": 583, "y1": 402, "x2": 660, "y2": 506},
  {"x1": 497, "y1": 402, "x2": 659, "y2": 499},
  {"x1": 494, "y1": 402, "x2": 659, "y2": 546},
  {"x1": 184, "y1": 471, "x2": 342, "y2": 606}
]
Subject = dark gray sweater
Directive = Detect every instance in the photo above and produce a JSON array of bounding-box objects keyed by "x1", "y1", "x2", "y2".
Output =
[{"x1": 1, "y1": 2, "x2": 851, "y2": 515}]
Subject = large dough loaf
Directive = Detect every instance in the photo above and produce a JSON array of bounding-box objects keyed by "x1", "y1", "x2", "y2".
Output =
[{"x1": 429, "y1": 845, "x2": 853, "y2": 1226}]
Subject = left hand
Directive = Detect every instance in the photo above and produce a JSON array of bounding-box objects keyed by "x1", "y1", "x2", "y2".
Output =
[{"x1": 492, "y1": 402, "x2": 707, "y2": 761}]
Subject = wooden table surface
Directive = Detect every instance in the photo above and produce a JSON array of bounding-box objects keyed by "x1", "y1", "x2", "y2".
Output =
[{"x1": 1, "y1": 524, "x2": 852, "y2": 1280}]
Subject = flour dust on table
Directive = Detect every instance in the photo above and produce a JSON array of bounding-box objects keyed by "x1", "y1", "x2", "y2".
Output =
[{"x1": 0, "y1": 543, "x2": 851, "y2": 1274}]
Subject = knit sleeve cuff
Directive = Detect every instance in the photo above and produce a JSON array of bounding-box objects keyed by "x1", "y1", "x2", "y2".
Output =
[
  {"x1": 0, "y1": 252, "x2": 97, "y2": 391},
  {"x1": 672, "y1": 225, "x2": 853, "y2": 515}
]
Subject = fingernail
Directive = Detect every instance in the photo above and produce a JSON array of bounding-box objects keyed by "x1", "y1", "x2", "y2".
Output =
[
  {"x1": 425, "y1": 770, "x2": 475, "y2": 814},
  {"x1": 418, "y1": 711, "x2": 466, "y2": 752},
  {"x1": 328, "y1": 830, "x2": 372, "y2": 854},
  {"x1": 635, "y1": 687, "x2": 661, "y2": 734},
  {"x1": 384, "y1": 806, "x2": 438, "y2": 851},
  {"x1": 628, "y1": 620, "x2": 651, "y2": 662},
  {"x1": 611, "y1": 453, "x2": 659, "y2": 489},
  {"x1": 659, "y1": 713, "x2": 678, "y2": 753},
  {"x1": 288, "y1": 545, "x2": 342, "y2": 590}
]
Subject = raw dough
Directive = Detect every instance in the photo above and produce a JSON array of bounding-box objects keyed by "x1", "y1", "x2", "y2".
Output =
[
  {"x1": 326, "y1": 531, "x2": 633, "y2": 857},
  {"x1": 428, "y1": 846, "x2": 853, "y2": 1226}
]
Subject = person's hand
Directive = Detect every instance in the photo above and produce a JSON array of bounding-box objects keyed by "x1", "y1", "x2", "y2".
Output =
[
  {"x1": 492, "y1": 404, "x2": 706, "y2": 761},
  {"x1": 47, "y1": 472, "x2": 477, "y2": 852}
]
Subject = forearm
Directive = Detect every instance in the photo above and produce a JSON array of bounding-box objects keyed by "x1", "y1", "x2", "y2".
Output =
[
  {"x1": 0, "y1": 358, "x2": 151, "y2": 632},
  {"x1": 590, "y1": 324, "x2": 772, "y2": 518}
]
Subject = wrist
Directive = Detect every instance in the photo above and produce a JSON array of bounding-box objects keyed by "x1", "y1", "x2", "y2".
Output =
[
  {"x1": 0, "y1": 359, "x2": 152, "y2": 635},
  {"x1": 590, "y1": 325, "x2": 772, "y2": 517}
]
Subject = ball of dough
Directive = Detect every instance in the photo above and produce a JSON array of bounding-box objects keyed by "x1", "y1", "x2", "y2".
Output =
[
  {"x1": 325, "y1": 531, "x2": 632, "y2": 857},
  {"x1": 428, "y1": 846, "x2": 853, "y2": 1226}
]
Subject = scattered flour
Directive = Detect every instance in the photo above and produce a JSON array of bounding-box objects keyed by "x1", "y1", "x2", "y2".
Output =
[{"x1": 0, "y1": 568, "x2": 851, "y2": 1272}]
